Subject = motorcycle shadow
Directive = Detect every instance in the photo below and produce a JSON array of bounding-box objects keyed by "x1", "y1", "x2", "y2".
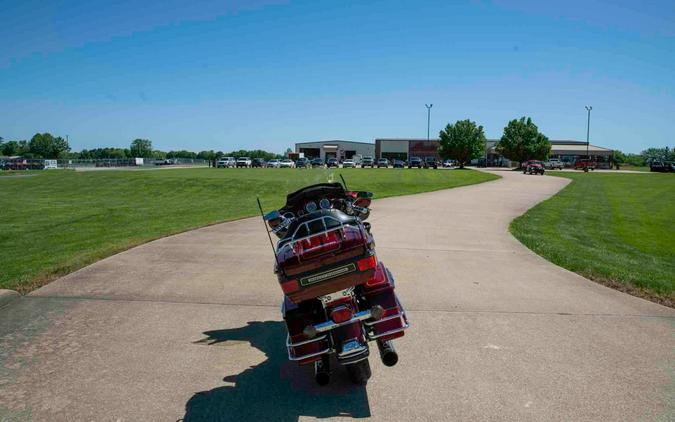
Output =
[{"x1": 183, "y1": 320, "x2": 371, "y2": 422}]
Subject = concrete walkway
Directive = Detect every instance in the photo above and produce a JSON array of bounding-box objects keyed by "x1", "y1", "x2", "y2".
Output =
[{"x1": 1, "y1": 171, "x2": 672, "y2": 421}]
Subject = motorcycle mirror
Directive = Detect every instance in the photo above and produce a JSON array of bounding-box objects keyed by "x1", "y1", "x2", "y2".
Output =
[{"x1": 357, "y1": 191, "x2": 373, "y2": 199}]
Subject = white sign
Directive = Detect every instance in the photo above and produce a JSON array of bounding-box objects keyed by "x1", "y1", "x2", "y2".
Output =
[{"x1": 44, "y1": 159, "x2": 58, "y2": 169}]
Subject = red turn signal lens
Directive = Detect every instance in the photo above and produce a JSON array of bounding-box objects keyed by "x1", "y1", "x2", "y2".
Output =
[
  {"x1": 331, "y1": 306, "x2": 353, "y2": 324},
  {"x1": 280, "y1": 279, "x2": 299, "y2": 294},
  {"x1": 357, "y1": 255, "x2": 377, "y2": 272}
]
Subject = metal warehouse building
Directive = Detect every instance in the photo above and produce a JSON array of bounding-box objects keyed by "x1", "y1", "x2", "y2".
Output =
[{"x1": 295, "y1": 140, "x2": 375, "y2": 161}]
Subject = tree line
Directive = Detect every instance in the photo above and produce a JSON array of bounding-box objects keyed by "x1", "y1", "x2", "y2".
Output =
[
  {"x1": 437, "y1": 116, "x2": 673, "y2": 169},
  {"x1": 0, "y1": 135, "x2": 285, "y2": 161},
  {"x1": 438, "y1": 116, "x2": 552, "y2": 168}
]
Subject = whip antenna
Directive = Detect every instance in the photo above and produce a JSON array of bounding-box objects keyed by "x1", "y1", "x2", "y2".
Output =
[
  {"x1": 339, "y1": 174, "x2": 348, "y2": 191},
  {"x1": 257, "y1": 197, "x2": 286, "y2": 277}
]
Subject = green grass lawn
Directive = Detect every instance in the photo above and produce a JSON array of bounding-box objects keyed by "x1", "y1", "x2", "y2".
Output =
[
  {"x1": 511, "y1": 172, "x2": 674, "y2": 306},
  {"x1": 0, "y1": 167, "x2": 497, "y2": 293}
]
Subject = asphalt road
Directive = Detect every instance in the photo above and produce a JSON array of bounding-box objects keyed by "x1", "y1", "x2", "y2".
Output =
[{"x1": 1, "y1": 170, "x2": 673, "y2": 421}]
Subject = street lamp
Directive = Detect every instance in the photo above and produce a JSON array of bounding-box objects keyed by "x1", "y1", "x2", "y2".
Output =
[
  {"x1": 585, "y1": 106, "x2": 592, "y2": 159},
  {"x1": 425, "y1": 104, "x2": 433, "y2": 141}
]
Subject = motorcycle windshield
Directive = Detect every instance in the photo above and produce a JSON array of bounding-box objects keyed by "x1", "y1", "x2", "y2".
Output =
[{"x1": 282, "y1": 183, "x2": 345, "y2": 212}]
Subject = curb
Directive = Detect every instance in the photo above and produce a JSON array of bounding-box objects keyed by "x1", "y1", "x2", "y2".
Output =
[{"x1": 0, "y1": 289, "x2": 20, "y2": 309}]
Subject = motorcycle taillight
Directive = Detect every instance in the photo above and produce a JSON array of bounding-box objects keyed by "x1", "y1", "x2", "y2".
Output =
[
  {"x1": 357, "y1": 255, "x2": 377, "y2": 272},
  {"x1": 331, "y1": 306, "x2": 353, "y2": 323}
]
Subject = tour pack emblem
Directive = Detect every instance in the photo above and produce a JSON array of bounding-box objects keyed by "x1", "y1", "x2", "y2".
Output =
[{"x1": 300, "y1": 263, "x2": 356, "y2": 286}]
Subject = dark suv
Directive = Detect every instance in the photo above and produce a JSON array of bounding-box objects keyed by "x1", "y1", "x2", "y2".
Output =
[
  {"x1": 424, "y1": 157, "x2": 439, "y2": 169},
  {"x1": 326, "y1": 158, "x2": 339, "y2": 168},
  {"x1": 296, "y1": 157, "x2": 311, "y2": 168},
  {"x1": 251, "y1": 158, "x2": 266, "y2": 168},
  {"x1": 408, "y1": 157, "x2": 423, "y2": 168},
  {"x1": 650, "y1": 161, "x2": 675, "y2": 173},
  {"x1": 310, "y1": 158, "x2": 324, "y2": 168}
]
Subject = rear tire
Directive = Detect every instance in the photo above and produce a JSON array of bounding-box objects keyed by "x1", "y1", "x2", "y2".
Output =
[{"x1": 346, "y1": 359, "x2": 371, "y2": 385}]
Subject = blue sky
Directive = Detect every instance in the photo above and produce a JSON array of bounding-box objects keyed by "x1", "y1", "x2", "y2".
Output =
[{"x1": 1, "y1": 0, "x2": 673, "y2": 154}]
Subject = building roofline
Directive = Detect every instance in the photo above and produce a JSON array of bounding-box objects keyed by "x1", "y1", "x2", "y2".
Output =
[
  {"x1": 375, "y1": 138, "x2": 440, "y2": 142},
  {"x1": 295, "y1": 140, "x2": 374, "y2": 146}
]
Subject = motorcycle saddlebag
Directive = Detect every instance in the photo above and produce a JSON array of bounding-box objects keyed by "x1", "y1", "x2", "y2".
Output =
[{"x1": 362, "y1": 262, "x2": 408, "y2": 342}]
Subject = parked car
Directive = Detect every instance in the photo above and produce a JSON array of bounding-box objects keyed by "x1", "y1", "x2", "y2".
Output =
[
  {"x1": 392, "y1": 159, "x2": 405, "y2": 168},
  {"x1": 295, "y1": 157, "x2": 311, "y2": 168},
  {"x1": 267, "y1": 159, "x2": 281, "y2": 168},
  {"x1": 442, "y1": 159, "x2": 455, "y2": 168},
  {"x1": 310, "y1": 158, "x2": 324, "y2": 167},
  {"x1": 408, "y1": 156, "x2": 424, "y2": 168},
  {"x1": 377, "y1": 158, "x2": 389, "y2": 168},
  {"x1": 545, "y1": 159, "x2": 563, "y2": 170},
  {"x1": 649, "y1": 161, "x2": 675, "y2": 173},
  {"x1": 574, "y1": 159, "x2": 596, "y2": 171},
  {"x1": 361, "y1": 156, "x2": 375, "y2": 168},
  {"x1": 342, "y1": 159, "x2": 356, "y2": 168},
  {"x1": 326, "y1": 158, "x2": 339, "y2": 168},
  {"x1": 524, "y1": 160, "x2": 545, "y2": 175},
  {"x1": 279, "y1": 159, "x2": 295, "y2": 168},
  {"x1": 236, "y1": 157, "x2": 252, "y2": 168},
  {"x1": 217, "y1": 157, "x2": 236, "y2": 168},
  {"x1": 251, "y1": 158, "x2": 267, "y2": 168},
  {"x1": 155, "y1": 158, "x2": 177, "y2": 165},
  {"x1": 424, "y1": 157, "x2": 439, "y2": 169}
]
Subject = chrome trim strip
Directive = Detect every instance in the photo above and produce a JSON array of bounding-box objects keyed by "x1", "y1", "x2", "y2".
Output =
[
  {"x1": 286, "y1": 334, "x2": 327, "y2": 348},
  {"x1": 286, "y1": 334, "x2": 331, "y2": 361},
  {"x1": 287, "y1": 346, "x2": 332, "y2": 361},
  {"x1": 313, "y1": 309, "x2": 372, "y2": 333}
]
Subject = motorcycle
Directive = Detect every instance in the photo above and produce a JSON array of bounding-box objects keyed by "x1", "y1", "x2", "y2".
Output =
[{"x1": 259, "y1": 180, "x2": 409, "y2": 385}]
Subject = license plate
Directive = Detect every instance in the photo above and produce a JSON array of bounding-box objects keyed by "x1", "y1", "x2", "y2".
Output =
[{"x1": 319, "y1": 287, "x2": 354, "y2": 305}]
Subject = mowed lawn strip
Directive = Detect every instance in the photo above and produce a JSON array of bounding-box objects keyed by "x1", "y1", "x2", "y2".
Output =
[
  {"x1": 510, "y1": 172, "x2": 674, "y2": 307},
  {"x1": 0, "y1": 167, "x2": 498, "y2": 293}
]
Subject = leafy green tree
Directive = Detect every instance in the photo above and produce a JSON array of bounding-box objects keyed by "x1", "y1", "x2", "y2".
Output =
[
  {"x1": 2, "y1": 140, "x2": 17, "y2": 156},
  {"x1": 496, "y1": 117, "x2": 551, "y2": 168},
  {"x1": 152, "y1": 150, "x2": 167, "y2": 159},
  {"x1": 166, "y1": 150, "x2": 197, "y2": 159},
  {"x1": 640, "y1": 147, "x2": 674, "y2": 163},
  {"x1": 438, "y1": 119, "x2": 487, "y2": 169},
  {"x1": 129, "y1": 139, "x2": 153, "y2": 157},
  {"x1": 610, "y1": 150, "x2": 625, "y2": 169},
  {"x1": 28, "y1": 133, "x2": 70, "y2": 158},
  {"x1": 624, "y1": 153, "x2": 645, "y2": 167}
]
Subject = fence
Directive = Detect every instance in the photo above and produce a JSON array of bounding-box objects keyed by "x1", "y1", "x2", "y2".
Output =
[{"x1": 55, "y1": 158, "x2": 209, "y2": 169}]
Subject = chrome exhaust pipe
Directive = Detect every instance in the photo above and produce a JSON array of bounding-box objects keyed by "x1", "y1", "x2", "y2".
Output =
[
  {"x1": 314, "y1": 355, "x2": 331, "y2": 386},
  {"x1": 377, "y1": 340, "x2": 398, "y2": 367}
]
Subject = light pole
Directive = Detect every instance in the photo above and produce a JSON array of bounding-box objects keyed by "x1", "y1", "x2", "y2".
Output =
[
  {"x1": 425, "y1": 104, "x2": 433, "y2": 141},
  {"x1": 585, "y1": 106, "x2": 592, "y2": 159}
]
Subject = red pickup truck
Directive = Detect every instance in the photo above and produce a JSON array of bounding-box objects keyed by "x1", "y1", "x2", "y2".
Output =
[{"x1": 575, "y1": 159, "x2": 596, "y2": 171}]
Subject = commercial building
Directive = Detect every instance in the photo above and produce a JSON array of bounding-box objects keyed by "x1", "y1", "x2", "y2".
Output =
[
  {"x1": 375, "y1": 139, "x2": 441, "y2": 161},
  {"x1": 297, "y1": 138, "x2": 612, "y2": 166},
  {"x1": 295, "y1": 140, "x2": 375, "y2": 161},
  {"x1": 485, "y1": 139, "x2": 613, "y2": 167}
]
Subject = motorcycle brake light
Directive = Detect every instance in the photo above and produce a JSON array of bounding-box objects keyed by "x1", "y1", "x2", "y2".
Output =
[
  {"x1": 331, "y1": 306, "x2": 353, "y2": 323},
  {"x1": 281, "y1": 279, "x2": 299, "y2": 294},
  {"x1": 357, "y1": 255, "x2": 377, "y2": 272}
]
